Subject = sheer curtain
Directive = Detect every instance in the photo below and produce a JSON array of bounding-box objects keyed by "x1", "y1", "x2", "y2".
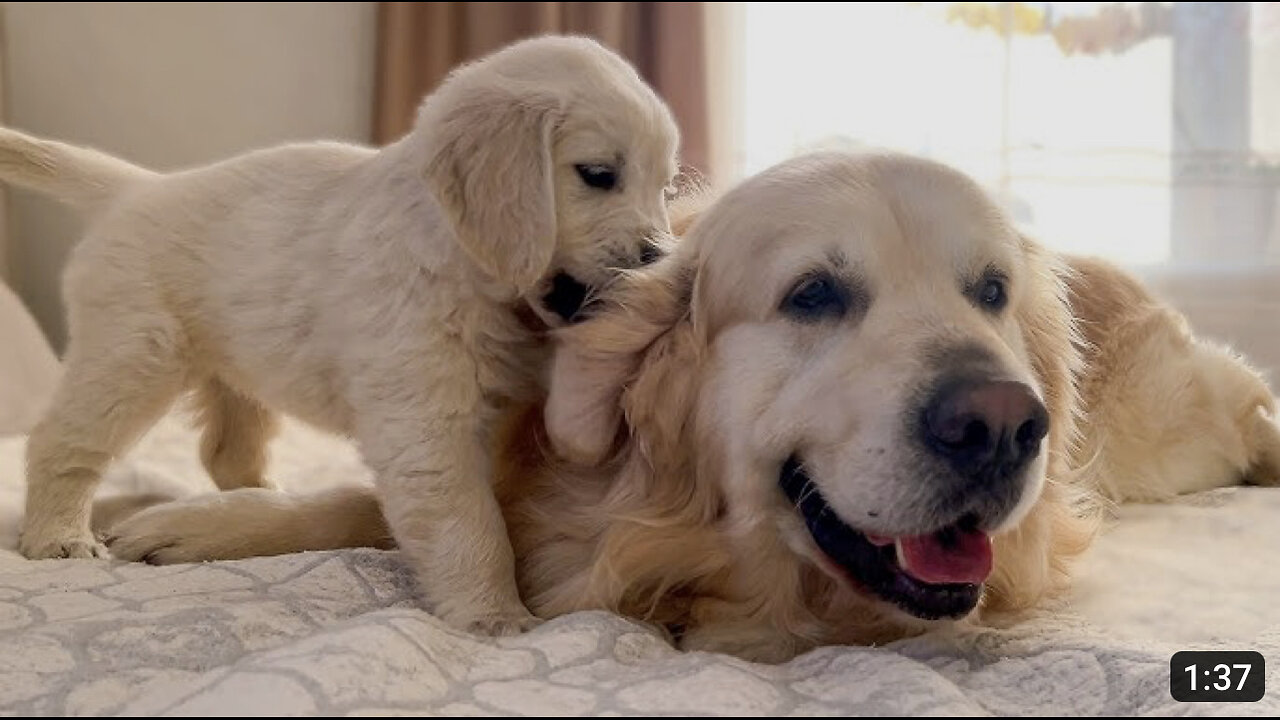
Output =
[{"x1": 727, "y1": 2, "x2": 1280, "y2": 373}]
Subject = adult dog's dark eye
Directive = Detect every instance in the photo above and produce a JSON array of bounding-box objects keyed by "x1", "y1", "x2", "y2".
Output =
[
  {"x1": 976, "y1": 277, "x2": 1007, "y2": 311},
  {"x1": 638, "y1": 242, "x2": 663, "y2": 266},
  {"x1": 575, "y1": 164, "x2": 618, "y2": 190},
  {"x1": 782, "y1": 274, "x2": 847, "y2": 321}
]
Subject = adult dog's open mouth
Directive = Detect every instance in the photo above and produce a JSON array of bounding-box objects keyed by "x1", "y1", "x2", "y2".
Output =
[{"x1": 779, "y1": 456, "x2": 991, "y2": 620}]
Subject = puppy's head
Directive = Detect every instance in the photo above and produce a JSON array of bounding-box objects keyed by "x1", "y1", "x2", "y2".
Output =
[
  {"x1": 548, "y1": 151, "x2": 1078, "y2": 624},
  {"x1": 417, "y1": 36, "x2": 679, "y2": 324}
]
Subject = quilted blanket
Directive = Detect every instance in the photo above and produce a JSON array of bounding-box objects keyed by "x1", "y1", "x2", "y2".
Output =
[{"x1": 1, "y1": 414, "x2": 1277, "y2": 715}]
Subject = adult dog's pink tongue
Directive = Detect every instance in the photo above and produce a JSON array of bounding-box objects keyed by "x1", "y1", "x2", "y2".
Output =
[{"x1": 896, "y1": 528, "x2": 992, "y2": 584}]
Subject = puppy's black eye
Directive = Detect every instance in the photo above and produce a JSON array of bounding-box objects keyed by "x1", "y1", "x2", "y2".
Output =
[
  {"x1": 976, "y1": 277, "x2": 1007, "y2": 311},
  {"x1": 575, "y1": 164, "x2": 618, "y2": 191},
  {"x1": 782, "y1": 273, "x2": 847, "y2": 321}
]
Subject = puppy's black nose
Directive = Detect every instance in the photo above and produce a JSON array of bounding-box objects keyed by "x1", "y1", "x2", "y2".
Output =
[{"x1": 923, "y1": 379, "x2": 1048, "y2": 481}]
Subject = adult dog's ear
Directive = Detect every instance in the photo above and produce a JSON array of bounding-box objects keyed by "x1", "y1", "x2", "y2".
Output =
[
  {"x1": 421, "y1": 84, "x2": 561, "y2": 294},
  {"x1": 985, "y1": 234, "x2": 1096, "y2": 612},
  {"x1": 1013, "y1": 235, "x2": 1081, "y2": 461},
  {"x1": 544, "y1": 257, "x2": 693, "y2": 465}
]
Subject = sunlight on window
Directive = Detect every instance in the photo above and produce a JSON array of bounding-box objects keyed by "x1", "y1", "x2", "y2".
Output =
[{"x1": 739, "y1": 2, "x2": 1275, "y2": 267}]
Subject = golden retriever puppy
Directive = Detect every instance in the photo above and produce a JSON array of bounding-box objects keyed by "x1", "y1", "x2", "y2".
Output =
[
  {"x1": 3, "y1": 36, "x2": 679, "y2": 635},
  {"x1": 103, "y1": 151, "x2": 1280, "y2": 661}
]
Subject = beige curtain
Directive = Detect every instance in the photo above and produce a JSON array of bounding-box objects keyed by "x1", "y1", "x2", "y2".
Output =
[{"x1": 374, "y1": 2, "x2": 712, "y2": 178}]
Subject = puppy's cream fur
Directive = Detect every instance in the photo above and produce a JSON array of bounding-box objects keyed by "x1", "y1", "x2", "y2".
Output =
[
  {"x1": 104, "y1": 152, "x2": 1280, "y2": 660},
  {"x1": 5, "y1": 36, "x2": 679, "y2": 635}
]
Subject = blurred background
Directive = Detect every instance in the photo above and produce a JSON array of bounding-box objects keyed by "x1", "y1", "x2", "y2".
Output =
[{"x1": 0, "y1": 2, "x2": 1277, "y2": 373}]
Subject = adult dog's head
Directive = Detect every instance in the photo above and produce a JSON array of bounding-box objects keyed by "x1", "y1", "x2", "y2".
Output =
[
  {"x1": 541, "y1": 152, "x2": 1082, "y2": 643},
  {"x1": 416, "y1": 36, "x2": 679, "y2": 324}
]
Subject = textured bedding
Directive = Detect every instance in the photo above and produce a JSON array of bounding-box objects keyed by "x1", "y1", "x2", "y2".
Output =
[{"x1": 1, "y1": 413, "x2": 1278, "y2": 716}]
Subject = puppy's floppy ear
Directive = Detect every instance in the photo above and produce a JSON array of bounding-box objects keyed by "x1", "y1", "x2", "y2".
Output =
[
  {"x1": 544, "y1": 256, "x2": 694, "y2": 465},
  {"x1": 421, "y1": 85, "x2": 561, "y2": 294}
]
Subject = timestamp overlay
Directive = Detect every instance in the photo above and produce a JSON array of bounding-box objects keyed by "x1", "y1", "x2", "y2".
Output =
[{"x1": 1170, "y1": 651, "x2": 1265, "y2": 703}]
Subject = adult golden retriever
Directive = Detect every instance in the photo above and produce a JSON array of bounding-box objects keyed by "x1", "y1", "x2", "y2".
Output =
[
  {"x1": 1, "y1": 36, "x2": 678, "y2": 636},
  {"x1": 105, "y1": 151, "x2": 1280, "y2": 662}
]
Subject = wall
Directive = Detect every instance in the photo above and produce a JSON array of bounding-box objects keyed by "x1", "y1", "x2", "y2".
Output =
[{"x1": 1, "y1": 2, "x2": 377, "y2": 350}]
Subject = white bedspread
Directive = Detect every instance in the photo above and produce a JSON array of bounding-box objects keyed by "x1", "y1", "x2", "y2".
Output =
[{"x1": 1, "y1": 414, "x2": 1277, "y2": 716}]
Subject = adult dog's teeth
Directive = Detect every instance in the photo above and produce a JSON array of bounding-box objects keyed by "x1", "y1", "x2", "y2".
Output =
[{"x1": 894, "y1": 538, "x2": 907, "y2": 567}]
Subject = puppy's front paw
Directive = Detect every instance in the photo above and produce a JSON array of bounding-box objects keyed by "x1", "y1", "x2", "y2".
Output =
[
  {"x1": 19, "y1": 531, "x2": 108, "y2": 560},
  {"x1": 439, "y1": 605, "x2": 543, "y2": 637}
]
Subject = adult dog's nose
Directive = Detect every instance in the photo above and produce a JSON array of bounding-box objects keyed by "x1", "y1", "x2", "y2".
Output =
[{"x1": 923, "y1": 379, "x2": 1049, "y2": 481}]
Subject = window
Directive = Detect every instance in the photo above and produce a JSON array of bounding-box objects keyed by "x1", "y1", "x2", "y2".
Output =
[{"x1": 734, "y1": 2, "x2": 1280, "y2": 269}]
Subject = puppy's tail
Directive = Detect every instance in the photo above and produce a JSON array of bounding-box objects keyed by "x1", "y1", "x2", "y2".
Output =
[{"x1": 0, "y1": 126, "x2": 156, "y2": 211}]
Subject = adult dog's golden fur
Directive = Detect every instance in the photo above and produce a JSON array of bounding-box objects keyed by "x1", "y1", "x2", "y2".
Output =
[
  {"x1": 1065, "y1": 257, "x2": 1280, "y2": 502},
  {"x1": 104, "y1": 151, "x2": 1280, "y2": 662}
]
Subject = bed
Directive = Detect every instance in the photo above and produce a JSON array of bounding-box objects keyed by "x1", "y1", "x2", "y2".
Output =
[{"x1": 1, "y1": 284, "x2": 1277, "y2": 716}]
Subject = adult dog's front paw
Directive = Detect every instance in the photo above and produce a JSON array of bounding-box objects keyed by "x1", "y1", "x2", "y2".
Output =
[
  {"x1": 19, "y1": 530, "x2": 108, "y2": 560},
  {"x1": 103, "y1": 503, "x2": 227, "y2": 564},
  {"x1": 438, "y1": 605, "x2": 543, "y2": 637}
]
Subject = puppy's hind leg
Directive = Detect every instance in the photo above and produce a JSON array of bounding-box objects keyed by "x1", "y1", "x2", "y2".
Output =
[
  {"x1": 1243, "y1": 407, "x2": 1280, "y2": 487},
  {"x1": 194, "y1": 378, "x2": 279, "y2": 490},
  {"x1": 21, "y1": 318, "x2": 188, "y2": 559}
]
